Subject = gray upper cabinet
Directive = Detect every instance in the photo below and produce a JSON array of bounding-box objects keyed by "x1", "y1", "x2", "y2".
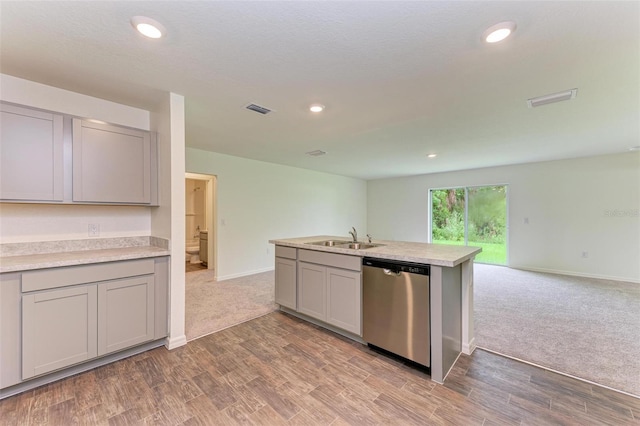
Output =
[
  {"x1": 0, "y1": 102, "x2": 157, "y2": 206},
  {"x1": 0, "y1": 103, "x2": 64, "y2": 202},
  {"x1": 73, "y1": 119, "x2": 155, "y2": 204}
]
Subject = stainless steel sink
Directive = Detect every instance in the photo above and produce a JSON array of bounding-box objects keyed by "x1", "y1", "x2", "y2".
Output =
[
  {"x1": 307, "y1": 240, "x2": 348, "y2": 247},
  {"x1": 339, "y1": 242, "x2": 383, "y2": 250},
  {"x1": 306, "y1": 240, "x2": 384, "y2": 250}
]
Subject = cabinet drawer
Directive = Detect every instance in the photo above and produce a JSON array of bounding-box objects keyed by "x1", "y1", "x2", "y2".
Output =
[
  {"x1": 275, "y1": 245, "x2": 297, "y2": 260},
  {"x1": 22, "y1": 259, "x2": 155, "y2": 292},
  {"x1": 298, "y1": 249, "x2": 361, "y2": 271}
]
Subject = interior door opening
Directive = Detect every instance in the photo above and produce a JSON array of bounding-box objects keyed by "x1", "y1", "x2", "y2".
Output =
[{"x1": 185, "y1": 173, "x2": 217, "y2": 275}]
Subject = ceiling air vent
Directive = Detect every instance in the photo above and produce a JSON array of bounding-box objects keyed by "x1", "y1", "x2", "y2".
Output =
[
  {"x1": 245, "y1": 103, "x2": 272, "y2": 115},
  {"x1": 306, "y1": 150, "x2": 326, "y2": 157},
  {"x1": 527, "y1": 88, "x2": 577, "y2": 108}
]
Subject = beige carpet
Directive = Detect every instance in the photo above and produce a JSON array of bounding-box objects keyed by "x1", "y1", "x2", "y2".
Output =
[
  {"x1": 474, "y1": 264, "x2": 640, "y2": 397},
  {"x1": 185, "y1": 270, "x2": 278, "y2": 341}
]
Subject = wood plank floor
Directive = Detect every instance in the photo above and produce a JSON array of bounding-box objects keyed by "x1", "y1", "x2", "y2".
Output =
[{"x1": 2, "y1": 311, "x2": 639, "y2": 425}]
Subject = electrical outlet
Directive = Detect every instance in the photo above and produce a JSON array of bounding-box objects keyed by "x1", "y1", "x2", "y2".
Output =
[
  {"x1": 88, "y1": 223, "x2": 100, "y2": 237},
  {"x1": 581, "y1": 251, "x2": 588, "y2": 258},
  {"x1": 524, "y1": 217, "x2": 529, "y2": 224}
]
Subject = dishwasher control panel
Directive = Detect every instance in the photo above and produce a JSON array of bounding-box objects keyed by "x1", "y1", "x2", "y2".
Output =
[{"x1": 362, "y1": 257, "x2": 430, "y2": 275}]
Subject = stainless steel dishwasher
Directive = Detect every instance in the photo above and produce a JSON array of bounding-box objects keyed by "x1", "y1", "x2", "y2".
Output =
[{"x1": 362, "y1": 257, "x2": 430, "y2": 367}]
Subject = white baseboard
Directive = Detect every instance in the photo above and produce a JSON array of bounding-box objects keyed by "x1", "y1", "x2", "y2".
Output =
[
  {"x1": 165, "y1": 334, "x2": 187, "y2": 350},
  {"x1": 509, "y1": 266, "x2": 639, "y2": 284},
  {"x1": 462, "y1": 337, "x2": 476, "y2": 355},
  {"x1": 0, "y1": 340, "x2": 165, "y2": 400},
  {"x1": 217, "y1": 267, "x2": 274, "y2": 282}
]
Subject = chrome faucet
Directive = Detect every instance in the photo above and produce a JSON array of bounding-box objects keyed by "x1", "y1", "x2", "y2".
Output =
[
  {"x1": 349, "y1": 227, "x2": 358, "y2": 242},
  {"x1": 366, "y1": 234, "x2": 372, "y2": 243}
]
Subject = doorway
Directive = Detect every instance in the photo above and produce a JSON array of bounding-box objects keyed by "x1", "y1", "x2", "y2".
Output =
[
  {"x1": 185, "y1": 173, "x2": 217, "y2": 275},
  {"x1": 429, "y1": 185, "x2": 508, "y2": 265}
]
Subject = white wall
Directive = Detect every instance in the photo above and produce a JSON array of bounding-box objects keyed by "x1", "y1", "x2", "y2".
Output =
[
  {"x1": 0, "y1": 204, "x2": 150, "y2": 243},
  {"x1": 368, "y1": 152, "x2": 640, "y2": 282},
  {"x1": 0, "y1": 74, "x2": 152, "y2": 242},
  {"x1": 186, "y1": 148, "x2": 367, "y2": 280}
]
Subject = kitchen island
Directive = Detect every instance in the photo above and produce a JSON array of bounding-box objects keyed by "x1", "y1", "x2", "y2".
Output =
[{"x1": 269, "y1": 235, "x2": 481, "y2": 384}]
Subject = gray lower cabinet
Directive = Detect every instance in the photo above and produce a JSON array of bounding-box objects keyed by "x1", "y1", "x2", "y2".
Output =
[
  {"x1": 22, "y1": 285, "x2": 98, "y2": 380},
  {"x1": 295, "y1": 249, "x2": 362, "y2": 336},
  {"x1": 0, "y1": 274, "x2": 21, "y2": 388},
  {"x1": 0, "y1": 257, "x2": 168, "y2": 389},
  {"x1": 275, "y1": 257, "x2": 297, "y2": 309},
  {"x1": 274, "y1": 246, "x2": 297, "y2": 310},
  {"x1": 297, "y1": 262, "x2": 327, "y2": 319},
  {"x1": 0, "y1": 103, "x2": 64, "y2": 202},
  {"x1": 98, "y1": 276, "x2": 155, "y2": 356},
  {"x1": 326, "y1": 267, "x2": 361, "y2": 335}
]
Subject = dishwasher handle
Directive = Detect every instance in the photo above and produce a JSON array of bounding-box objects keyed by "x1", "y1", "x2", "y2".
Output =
[{"x1": 383, "y1": 268, "x2": 402, "y2": 276}]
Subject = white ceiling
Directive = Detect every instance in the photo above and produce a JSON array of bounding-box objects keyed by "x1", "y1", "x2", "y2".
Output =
[{"x1": 1, "y1": 1, "x2": 638, "y2": 180}]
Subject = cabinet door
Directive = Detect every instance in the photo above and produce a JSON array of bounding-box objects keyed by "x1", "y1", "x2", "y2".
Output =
[
  {"x1": 154, "y1": 257, "x2": 169, "y2": 340},
  {"x1": 326, "y1": 267, "x2": 362, "y2": 335},
  {"x1": 72, "y1": 119, "x2": 151, "y2": 204},
  {"x1": 22, "y1": 285, "x2": 97, "y2": 379},
  {"x1": 0, "y1": 103, "x2": 63, "y2": 201},
  {"x1": 1, "y1": 273, "x2": 22, "y2": 388},
  {"x1": 297, "y1": 262, "x2": 326, "y2": 321},
  {"x1": 275, "y1": 257, "x2": 297, "y2": 309},
  {"x1": 98, "y1": 276, "x2": 155, "y2": 355}
]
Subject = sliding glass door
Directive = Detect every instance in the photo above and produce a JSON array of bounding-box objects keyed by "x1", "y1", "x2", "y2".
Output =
[{"x1": 430, "y1": 185, "x2": 507, "y2": 265}]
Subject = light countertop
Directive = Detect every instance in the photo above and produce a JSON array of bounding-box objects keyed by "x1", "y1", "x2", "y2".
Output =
[
  {"x1": 269, "y1": 235, "x2": 481, "y2": 267},
  {"x1": 0, "y1": 237, "x2": 170, "y2": 273}
]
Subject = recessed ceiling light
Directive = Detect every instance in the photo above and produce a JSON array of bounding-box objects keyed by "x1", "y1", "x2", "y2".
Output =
[
  {"x1": 630, "y1": 146, "x2": 640, "y2": 151},
  {"x1": 527, "y1": 88, "x2": 577, "y2": 108},
  {"x1": 309, "y1": 104, "x2": 325, "y2": 113},
  {"x1": 427, "y1": 154, "x2": 437, "y2": 158},
  {"x1": 131, "y1": 16, "x2": 166, "y2": 39},
  {"x1": 483, "y1": 21, "x2": 516, "y2": 43}
]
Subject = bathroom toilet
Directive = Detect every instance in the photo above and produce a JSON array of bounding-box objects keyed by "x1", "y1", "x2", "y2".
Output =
[{"x1": 185, "y1": 244, "x2": 200, "y2": 264}]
